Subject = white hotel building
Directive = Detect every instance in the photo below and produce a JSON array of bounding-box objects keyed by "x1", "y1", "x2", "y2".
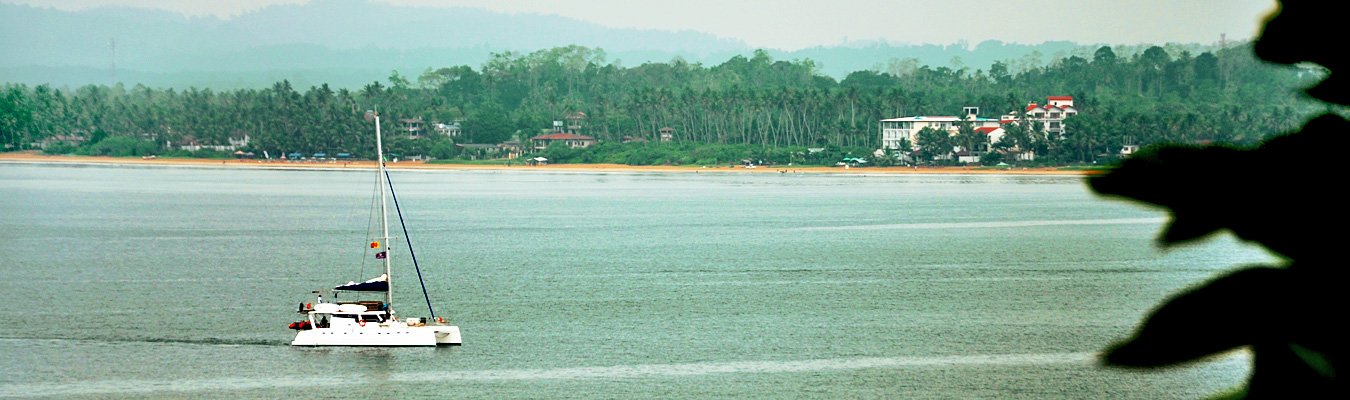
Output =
[
  {"x1": 1024, "y1": 96, "x2": 1078, "y2": 135},
  {"x1": 879, "y1": 97, "x2": 1077, "y2": 151},
  {"x1": 879, "y1": 106, "x2": 1003, "y2": 151}
]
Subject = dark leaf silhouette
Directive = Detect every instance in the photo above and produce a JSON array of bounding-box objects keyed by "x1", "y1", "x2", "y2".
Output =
[
  {"x1": 1089, "y1": 1, "x2": 1348, "y2": 397},
  {"x1": 1253, "y1": 0, "x2": 1348, "y2": 105}
]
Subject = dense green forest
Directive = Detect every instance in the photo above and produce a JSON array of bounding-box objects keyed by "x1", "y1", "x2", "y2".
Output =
[{"x1": 0, "y1": 43, "x2": 1328, "y2": 166}]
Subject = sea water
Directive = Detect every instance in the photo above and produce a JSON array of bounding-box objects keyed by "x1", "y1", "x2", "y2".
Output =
[{"x1": 0, "y1": 163, "x2": 1279, "y2": 398}]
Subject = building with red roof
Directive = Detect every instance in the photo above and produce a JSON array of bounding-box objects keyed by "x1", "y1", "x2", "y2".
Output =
[
  {"x1": 974, "y1": 126, "x2": 1005, "y2": 145},
  {"x1": 879, "y1": 96, "x2": 1078, "y2": 163},
  {"x1": 1015, "y1": 96, "x2": 1077, "y2": 135}
]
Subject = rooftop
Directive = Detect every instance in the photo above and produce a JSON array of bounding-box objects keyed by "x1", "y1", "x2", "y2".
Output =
[
  {"x1": 531, "y1": 133, "x2": 595, "y2": 140},
  {"x1": 880, "y1": 116, "x2": 998, "y2": 123}
]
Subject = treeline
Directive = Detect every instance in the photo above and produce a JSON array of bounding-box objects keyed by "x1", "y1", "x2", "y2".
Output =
[{"x1": 0, "y1": 43, "x2": 1325, "y2": 165}]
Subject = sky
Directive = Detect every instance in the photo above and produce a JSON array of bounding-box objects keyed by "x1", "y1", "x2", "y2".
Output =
[{"x1": 6, "y1": 0, "x2": 1279, "y2": 50}]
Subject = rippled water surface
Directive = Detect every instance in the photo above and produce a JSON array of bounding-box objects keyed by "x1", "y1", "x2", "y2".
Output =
[{"x1": 0, "y1": 163, "x2": 1276, "y2": 398}]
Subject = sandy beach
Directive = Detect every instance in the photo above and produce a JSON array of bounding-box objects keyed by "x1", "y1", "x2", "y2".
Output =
[{"x1": 0, "y1": 152, "x2": 1097, "y2": 176}]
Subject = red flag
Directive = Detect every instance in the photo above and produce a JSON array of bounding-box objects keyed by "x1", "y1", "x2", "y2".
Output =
[{"x1": 375, "y1": 251, "x2": 387, "y2": 259}]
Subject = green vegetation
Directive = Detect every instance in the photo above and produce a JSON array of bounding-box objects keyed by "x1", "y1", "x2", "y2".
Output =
[{"x1": 1, "y1": 43, "x2": 1323, "y2": 166}]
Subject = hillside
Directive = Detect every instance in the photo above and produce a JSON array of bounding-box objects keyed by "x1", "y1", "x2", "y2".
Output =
[{"x1": 3, "y1": 1, "x2": 1140, "y2": 89}]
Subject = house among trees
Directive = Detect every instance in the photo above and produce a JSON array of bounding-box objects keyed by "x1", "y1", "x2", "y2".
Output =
[
  {"x1": 434, "y1": 121, "x2": 461, "y2": 138},
  {"x1": 399, "y1": 117, "x2": 425, "y2": 139},
  {"x1": 500, "y1": 140, "x2": 522, "y2": 158},
  {"x1": 530, "y1": 133, "x2": 596, "y2": 150},
  {"x1": 531, "y1": 112, "x2": 596, "y2": 150},
  {"x1": 458, "y1": 140, "x2": 523, "y2": 160},
  {"x1": 36, "y1": 134, "x2": 87, "y2": 149},
  {"x1": 454, "y1": 144, "x2": 497, "y2": 160},
  {"x1": 955, "y1": 149, "x2": 980, "y2": 164},
  {"x1": 659, "y1": 127, "x2": 674, "y2": 142},
  {"x1": 176, "y1": 134, "x2": 250, "y2": 152}
]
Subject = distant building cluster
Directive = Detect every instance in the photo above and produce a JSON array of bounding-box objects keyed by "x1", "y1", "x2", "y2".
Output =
[
  {"x1": 176, "y1": 134, "x2": 250, "y2": 152},
  {"x1": 878, "y1": 96, "x2": 1078, "y2": 162}
]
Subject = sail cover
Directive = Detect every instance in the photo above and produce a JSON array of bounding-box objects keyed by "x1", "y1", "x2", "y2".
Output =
[{"x1": 334, "y1": 274, "x2": 388, "y2": 292}]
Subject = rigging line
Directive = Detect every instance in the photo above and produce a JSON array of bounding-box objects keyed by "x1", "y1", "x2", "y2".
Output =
[
  {"x1": 384, "y1": 169, "x2": 438, "y2": 320},
  {"x1": 359, "y1": 174, "x2": 380, "y2": 281}
]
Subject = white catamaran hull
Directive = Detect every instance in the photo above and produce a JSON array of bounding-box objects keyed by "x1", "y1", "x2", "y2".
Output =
[{"x1": 292, "y1": 323, "x2": 461, "y2": 346}]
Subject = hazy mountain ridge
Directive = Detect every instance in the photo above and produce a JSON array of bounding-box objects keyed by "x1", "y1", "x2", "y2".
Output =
[{"x1": 3, "y1": 1, "x2": 1164, "y2": 89}]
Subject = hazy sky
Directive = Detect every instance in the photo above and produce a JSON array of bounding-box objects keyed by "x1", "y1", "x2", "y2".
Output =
[{"x1": 7, "y1": 0, "x2": 1278, "y2": 50}]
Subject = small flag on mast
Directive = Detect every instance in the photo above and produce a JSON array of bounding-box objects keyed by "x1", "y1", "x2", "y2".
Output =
[
  {"x1": 375, "y1": 251, "x2": 387, "y2": 259},
  {"x1": 370, "y1": 241, "x2": 380, "y2": 248}
]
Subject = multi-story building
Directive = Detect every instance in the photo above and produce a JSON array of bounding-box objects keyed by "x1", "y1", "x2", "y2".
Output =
[
  {"x1": 531, "y1": 113, "x2": 597, "y2": 151},
  {"x1": 880, "y1": 97, "x2": 1079, "y2": 151},
  {"x1": 1019, "y1": 96, "x2": 1078, "y2": 134},
  {"x1": 879, "y1": 107, "x2": 1001, "y2": 150},
  {"x1": 399, "y1": 118, "x2": 425, "y2": 139}
]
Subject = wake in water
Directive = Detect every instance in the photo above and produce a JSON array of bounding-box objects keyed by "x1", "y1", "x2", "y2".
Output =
[
  {"x1": 792, "y1": 217, "x2": 1165, "y2": 232},
  {"x1": 0, "y1": 352, "x2": 1097, "y2": 397},
  {"x1": 0, "y1": 335, "x2": 286, "y2": 347}
]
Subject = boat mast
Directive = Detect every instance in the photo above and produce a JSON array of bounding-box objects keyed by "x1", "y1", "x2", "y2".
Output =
[{"x1": 373, "y1": 109, "x2": 394, "y2": 315}]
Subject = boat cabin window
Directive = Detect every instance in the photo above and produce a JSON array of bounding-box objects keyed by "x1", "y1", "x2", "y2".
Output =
[{"x1": 334, "y1": 314, "x2": 384, "y2": 322}]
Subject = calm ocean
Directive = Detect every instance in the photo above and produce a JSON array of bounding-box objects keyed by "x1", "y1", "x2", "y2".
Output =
[{"x1": 0, "y1": 163, "x2": 1277, "y2": 398}]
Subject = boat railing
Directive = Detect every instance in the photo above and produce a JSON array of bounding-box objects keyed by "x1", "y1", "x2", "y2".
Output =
[{"x1": 338, "y1": 300, "x2": 387, "y2": 311}]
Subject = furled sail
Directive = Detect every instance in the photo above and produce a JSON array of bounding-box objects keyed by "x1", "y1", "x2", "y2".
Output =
[{"x1": 334, "y1": 273, "x2": 388, "y2": 292}]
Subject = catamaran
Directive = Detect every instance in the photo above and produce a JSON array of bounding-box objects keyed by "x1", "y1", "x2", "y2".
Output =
[{"x1": 287, "y1": 110, "x2": 461, "y2": 346}]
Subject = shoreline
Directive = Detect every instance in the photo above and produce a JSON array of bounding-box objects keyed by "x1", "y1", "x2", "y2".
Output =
[{"x1": 0, "y1": 152, "x2": 1099, "y2": 176}]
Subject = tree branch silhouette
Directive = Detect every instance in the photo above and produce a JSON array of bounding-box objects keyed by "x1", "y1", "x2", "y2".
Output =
[{"x1": 1090, "y1": 1, "x2": 1348, "y2": 397}]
